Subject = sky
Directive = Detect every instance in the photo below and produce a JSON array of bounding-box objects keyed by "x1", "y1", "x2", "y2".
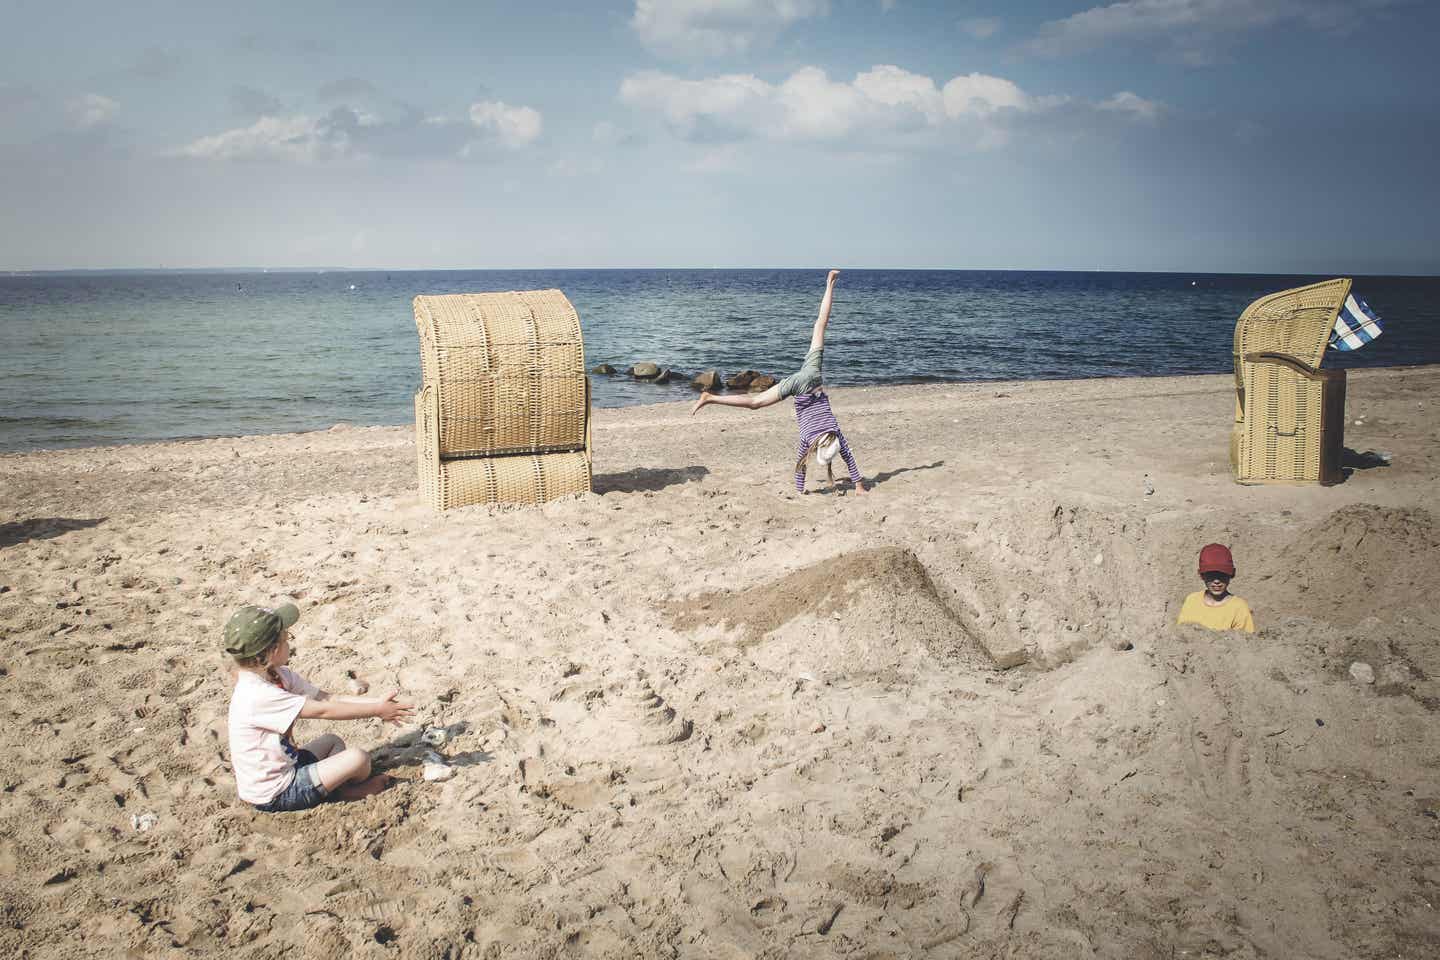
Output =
[{"x1": 1, "y1": 0, "x2": 1437, "y2": 273}]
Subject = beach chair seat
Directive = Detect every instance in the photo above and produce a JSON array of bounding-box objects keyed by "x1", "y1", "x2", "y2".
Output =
[
  {"x1": 414, "y1": 290, "x2": 592, "y2": 508},
  {"x1": 1231, "y1": 279, "x2": 1348, "y2": 485},
  {"x1": 415, "y1": 385, "x2": 591, "y2": 509}
]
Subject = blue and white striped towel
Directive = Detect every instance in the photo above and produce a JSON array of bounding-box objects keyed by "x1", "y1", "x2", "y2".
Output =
[{"x1": 1330, "y1": 293, "x2": 1383, "y2": 351}]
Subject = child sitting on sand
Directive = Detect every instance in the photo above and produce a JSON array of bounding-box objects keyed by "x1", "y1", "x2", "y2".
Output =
[
  {"x1": 1176, "y1": 544, "x2": 1255, "y2": 633},
  {"x1": 691, "y1": 269, "x2": 866, "y2": 495},
  {"x1": 225, "y1": 602, "x2": 415, "y2": 812}
]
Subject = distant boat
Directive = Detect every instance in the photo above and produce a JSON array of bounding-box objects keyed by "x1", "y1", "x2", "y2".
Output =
[{"x1": 349, "y1": 284, "x2": 357, "y2": 290}]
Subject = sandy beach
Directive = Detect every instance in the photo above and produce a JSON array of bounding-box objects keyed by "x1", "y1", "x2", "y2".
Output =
[{"x1": 2, "y1": 366, "x2": 1439, "y2": 959}]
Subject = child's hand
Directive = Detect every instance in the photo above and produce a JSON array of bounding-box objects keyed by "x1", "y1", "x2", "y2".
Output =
[{"x1": 374, "y1": 691, "x2": 416, "y2": 726}]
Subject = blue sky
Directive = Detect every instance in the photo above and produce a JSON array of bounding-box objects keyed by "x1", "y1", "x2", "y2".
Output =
[{"x1": 1, "y1": 0, "x2": 1436, "y2": 273}]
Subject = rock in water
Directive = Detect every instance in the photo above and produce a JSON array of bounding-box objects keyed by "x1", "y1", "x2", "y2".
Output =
[
  {"x1": 1348, "y1": 662, "x2": 1375, "y2": 685},
  {"x1": 726, "y1": 370, "x2": 758, "y2": 390},
  {"x1": 749, "y1": 374, "x2": 778, "y2": 393},
  {"x1": 590, "y1": 363, "x2": 617, "y2": 375},
  {"x1": 631, "y1": 362, "x2": 660, "y2": 379},
  {"x1": 652, "y1": 368, "x2": 673, "y2": 384},
  {"x1": 692, "y1": 370, "x2": 723, "y2": 392}
]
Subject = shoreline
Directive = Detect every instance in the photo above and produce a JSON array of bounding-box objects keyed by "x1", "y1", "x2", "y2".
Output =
[
  {"x1": 3, "y1": 365, "x2": 1439, "y2": 956},
  {"x1": 5, "y1": 362, "x2": 1438, "y2": 457}
]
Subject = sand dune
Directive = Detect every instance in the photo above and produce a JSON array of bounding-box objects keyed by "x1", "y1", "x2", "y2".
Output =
[{"x1": 2, "y1": 367, "x2": 1438, "y2": 958}]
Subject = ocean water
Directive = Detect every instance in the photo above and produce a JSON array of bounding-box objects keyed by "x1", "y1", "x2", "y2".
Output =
[{"x1": 1, "y1": 269, "x2": 1437, "y2": 452}]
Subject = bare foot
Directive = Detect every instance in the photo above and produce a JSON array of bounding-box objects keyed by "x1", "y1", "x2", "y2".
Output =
[
  {"x1": 853, "y1": 480, "x2": 869, "y2": 495},
  {"x1": 690, "y1": 392, "x2": 711, "y2": 416},
  {"x1": 333, "y1": 774, "x2": 392, "y2": 801},
  {"x1": 827, "y1": 269, "x2": 841, "y2": 285}
]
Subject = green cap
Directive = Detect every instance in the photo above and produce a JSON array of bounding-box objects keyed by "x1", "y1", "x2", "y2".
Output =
[{"x1": 223, "y1": 603, "x2": 299, "y2": 658}]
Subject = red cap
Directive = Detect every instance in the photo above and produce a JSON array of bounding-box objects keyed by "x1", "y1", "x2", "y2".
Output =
[{"x1": 1198, "y1": 543, "x2": 1236, "y2": 577}]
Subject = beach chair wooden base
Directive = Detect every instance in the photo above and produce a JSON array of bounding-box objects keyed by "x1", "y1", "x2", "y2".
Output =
[{"x1": 416, "y1": 385, "x2": 592, "y2": 509}]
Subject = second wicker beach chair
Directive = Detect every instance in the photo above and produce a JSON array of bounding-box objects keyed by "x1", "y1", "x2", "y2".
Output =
[{"x1": 1230, "y1": 278, "x2": 1349, "y2": 485}]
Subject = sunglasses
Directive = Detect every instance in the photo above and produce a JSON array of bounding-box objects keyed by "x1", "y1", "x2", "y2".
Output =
[{"x1": 1201, "y1": 572, "x2": 1232, "y2": 583}]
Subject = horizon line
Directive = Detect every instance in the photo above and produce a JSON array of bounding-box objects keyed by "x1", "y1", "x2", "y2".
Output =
[{"x1": 6, "y1": 266, "x2": 1439, "y2": 279}]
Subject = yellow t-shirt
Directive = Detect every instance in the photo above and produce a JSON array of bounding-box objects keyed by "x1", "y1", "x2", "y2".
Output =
[{"x1": 1176, "y1": 592, "x2": 1255, "y2": 633}]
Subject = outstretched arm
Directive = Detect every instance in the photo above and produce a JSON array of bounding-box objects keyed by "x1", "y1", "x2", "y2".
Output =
[{"x1": 809, "y1": 269, "x2": 841, "y2": 353}]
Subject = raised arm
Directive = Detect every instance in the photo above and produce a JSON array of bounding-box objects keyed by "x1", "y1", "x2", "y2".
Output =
[{"x1": 809, "y1": 269, "x2": 841, "y2": 353}]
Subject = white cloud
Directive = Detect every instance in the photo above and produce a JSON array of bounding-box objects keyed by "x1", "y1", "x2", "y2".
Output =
[
  {"x1": 67, "y1": 93, "x2": 118, "y2": 129},
  {"x1": 166, "y1": 101, "x2": 529, "y2": 163},
  {"x1": 468, "y1": 100, "x2": 543, "y2": 148},
  {"x1": 621, "y1": 63, "x2": 1161, "y2": 148},
  {"x1": 167, "y1": 115, "x2": 333, "y2": 162},
  {"x1": 619, "y1": 71, "x2": 772, "y2": 137},
  {"x1": 941, "y1": 73, "x2": 1029, "y2": 117},
  {"x1": 631, "y1": 0, "x2": 829, "y2": 59},
  {"x1": 961, "y1": 17, "x2": 1001, "y2": 39},
  {"x1": 1099, "y1": 91, "x2": 1163, "y2": 122},
  {"x1": 853, "y1": 64, "x2": 944, "y2": 124},
  {"x1": 1029, "y1": 0, "x2": 1401, "y2": 58}
]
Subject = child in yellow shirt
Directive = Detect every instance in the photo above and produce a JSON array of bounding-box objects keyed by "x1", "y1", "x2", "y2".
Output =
[{"x1": 1176, "y1": 543, "x2": 1255, "y2": 633}]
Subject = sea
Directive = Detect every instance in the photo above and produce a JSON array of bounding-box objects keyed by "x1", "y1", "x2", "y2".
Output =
[{"x1": 2, "y1": 269, "x2": 1437, "y2": 452}]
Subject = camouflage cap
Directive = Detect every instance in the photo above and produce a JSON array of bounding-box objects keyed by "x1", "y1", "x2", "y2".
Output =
[{"x1": 223, "y1": 603, "x2": 299, "y2": 658}]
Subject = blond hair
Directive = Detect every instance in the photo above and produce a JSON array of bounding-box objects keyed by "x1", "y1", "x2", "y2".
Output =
[{"x1": 797, "y1": 432, "x2": 837, "y2": 485}]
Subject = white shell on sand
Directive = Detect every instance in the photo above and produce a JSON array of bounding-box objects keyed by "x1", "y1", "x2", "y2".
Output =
[
  {"x1": 422, "y1": 762, "x2": 455, "y2": 782},
  {"x1": 1349, "y1": 662, "x2": 1376, "y2": 684},
  {"x1": 130, "y1": 813, "x2": 158, "y2": 832}
]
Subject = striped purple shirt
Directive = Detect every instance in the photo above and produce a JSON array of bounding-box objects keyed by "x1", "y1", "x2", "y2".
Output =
[{"x1": 793, "y1": 391, "x2": 860, "y2": 492}]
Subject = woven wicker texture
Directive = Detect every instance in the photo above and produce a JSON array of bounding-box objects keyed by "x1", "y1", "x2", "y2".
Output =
[
  {"x1": 416, "y1": 385, "x2": 592, "y2": 509},
  {"x1": 1230, "y1": 279, "x2": 1349, "y2": 485},
  {"x1": 415, "y1": 289, "x2": 587, "y2": 457}
]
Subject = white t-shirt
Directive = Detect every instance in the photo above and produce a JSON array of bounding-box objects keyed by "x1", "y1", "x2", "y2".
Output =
[{"x1": 227, "y1": 667, "x2": 321, "y2": 804}]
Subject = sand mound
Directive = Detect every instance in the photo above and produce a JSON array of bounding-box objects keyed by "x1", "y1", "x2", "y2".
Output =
[
  {"x1": 1252, "y1": 505, "x2": 1440, "y2": 626},
  {"x1": 668, "y1": 546, "x2": 990, "y2": 675}
]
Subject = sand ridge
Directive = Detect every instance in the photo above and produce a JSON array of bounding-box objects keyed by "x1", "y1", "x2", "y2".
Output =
[{"x1": 1, "y1": 367, "x2": 1439, "y2": 957}]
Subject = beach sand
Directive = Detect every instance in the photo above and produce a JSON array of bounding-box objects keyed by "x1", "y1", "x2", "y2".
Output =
[{"x1": 2, "y1": 366, "x2": 1439, "y2": 958}]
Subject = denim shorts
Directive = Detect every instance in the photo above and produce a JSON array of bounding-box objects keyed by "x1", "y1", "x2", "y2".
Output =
[{"x1": 254, "y1": 749, "x2": 329, "y2": 813}]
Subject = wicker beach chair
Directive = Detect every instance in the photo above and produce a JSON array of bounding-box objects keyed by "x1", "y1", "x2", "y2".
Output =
[
  {"x1": 1231, "y1": 279, "x2": 1349, "y2": 485},
  {"x1": 414, "y1": 290, "x2": 592, "y2": 508}
]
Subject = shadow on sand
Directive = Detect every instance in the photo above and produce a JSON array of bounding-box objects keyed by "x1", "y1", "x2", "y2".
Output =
[
  {"x1": 594, "y1": 465, "x2": 709, "y2": 494},
  {"x1": 870, "y1": 460, "x2": 946, "y2": 487},
  {"x1": 1342, "y1": 447, "x2": 1392, "y2": 470},
  {"x1": 1, "y1": 517, "x2": 107, "y2": 549}
]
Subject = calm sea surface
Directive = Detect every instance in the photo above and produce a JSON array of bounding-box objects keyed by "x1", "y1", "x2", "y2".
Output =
[{"x1": 2, "y1": 269, "x2": 1437, "y2": 452}]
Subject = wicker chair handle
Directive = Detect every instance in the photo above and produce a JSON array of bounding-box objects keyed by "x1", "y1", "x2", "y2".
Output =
[{"x1": 1244, "y1": 352, "x2": 1322, "y2": 379}]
